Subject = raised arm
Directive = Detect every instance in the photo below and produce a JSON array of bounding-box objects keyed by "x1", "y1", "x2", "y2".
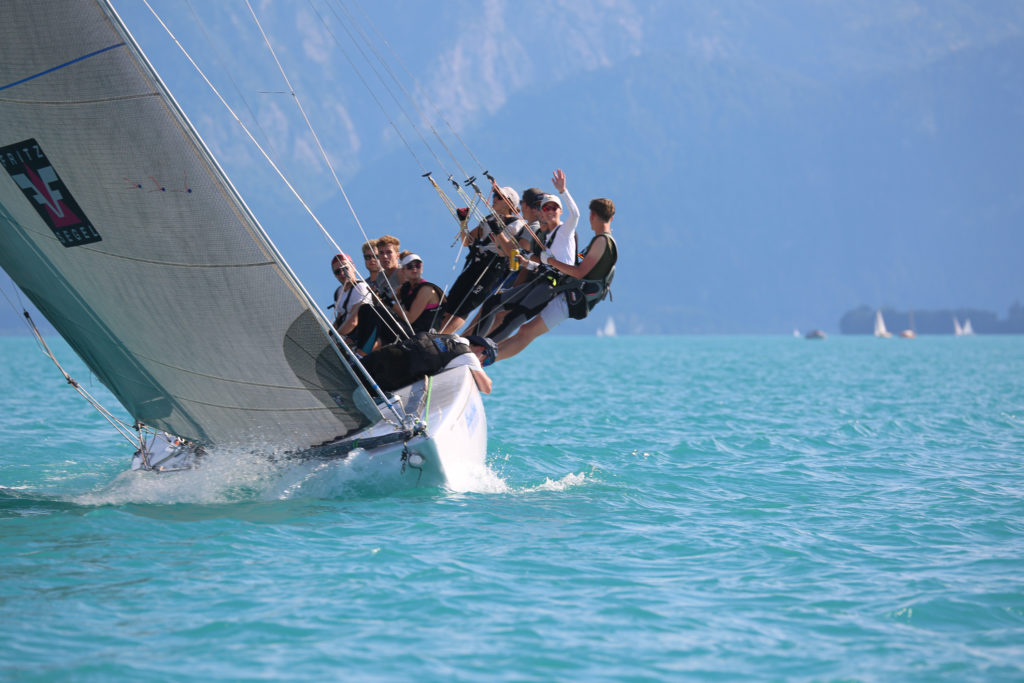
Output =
[{"x1": 552, "y1": 169, "x2": 580, "y2": 233}]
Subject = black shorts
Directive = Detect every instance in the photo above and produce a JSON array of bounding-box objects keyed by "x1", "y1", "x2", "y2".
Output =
[
  {"x1": 441, "y1": 255, "x2": 507, "y2": 319},
  {"x1": 351, "y1": 303, "x2": 401, "y2": 354}
]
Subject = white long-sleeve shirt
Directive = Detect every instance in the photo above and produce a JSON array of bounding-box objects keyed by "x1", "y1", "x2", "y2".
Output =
[{"x1": 546, "y1": 188, "x2": 580, "y2": 264}]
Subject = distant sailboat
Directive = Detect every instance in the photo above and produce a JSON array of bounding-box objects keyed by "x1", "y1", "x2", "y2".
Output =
[
  {"x1": 899, "y1": 311, "x2": 916, "y2": 338},
  {"x1": 953, "y1": 316, "x2": 964, "y2": 336},
  {"x1": 874, "y1": 310, "x2": 893, "y2": 338},
  {"x1": 596, "y1": 316, "x2": 617, "y2": 337},
  {"x1": 962, "y1": 318, "x2": 975, "y2": 336}
]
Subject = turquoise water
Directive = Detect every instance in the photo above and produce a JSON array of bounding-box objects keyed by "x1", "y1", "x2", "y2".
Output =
[{"x1": 1, "y1": 334, "x2": 1023, "y2": 680}]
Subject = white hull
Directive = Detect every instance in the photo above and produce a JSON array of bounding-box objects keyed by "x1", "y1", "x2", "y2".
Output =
[
  {"x1": 373, "y1": 364, "x2": 488, "y2": 489},
  {"x1": 134, "y1": 365, "x2": 487, "y2": 490}
]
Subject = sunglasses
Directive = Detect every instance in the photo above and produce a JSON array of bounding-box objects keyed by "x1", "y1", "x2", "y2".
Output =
[
  {"x1": 403, "y1": 262, "x2": 422, "y2": 270},
  {"x1": 542, "y1": 204, "x2": 560, "y2": 211}
]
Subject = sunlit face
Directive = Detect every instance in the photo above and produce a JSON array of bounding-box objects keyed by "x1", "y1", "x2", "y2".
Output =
[
  {"x1": 403, "y1": 260, "x2": 422, "y2": 283},
  {"x1": 540, "y1": 202, "x2": 561, "y2": 227},
  {"x1": 377, "y1": 243, "x2": 399, "y2": 270},
  {"x1": 333, "y1": 260, "x2": 353, "y2": 283},
  {"x1": 363, "y1": 250, "x2": 380, "y2": 274},
  {"x1": 492, "y1": 192, "x2": 514, "y2": 216}
]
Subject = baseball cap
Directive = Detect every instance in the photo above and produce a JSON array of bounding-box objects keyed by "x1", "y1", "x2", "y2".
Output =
[
  {"x1": 493, "y1": 186, "x2": 520, "y2": 206},
  {"x1": 540, "y1": 194, "x2": 562, "y2": 210},
  {"x1": 465, "y1": 335, "x2": 498, "y2": 367}
]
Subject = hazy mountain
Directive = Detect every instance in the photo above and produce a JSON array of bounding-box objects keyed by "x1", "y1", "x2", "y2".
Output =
[
  {"x1": 2, "y1": 1, "x2": 1022, "y2": 335},
  {"x1": 334, "y1": 2, "x2": 1024, "y2": 334}
]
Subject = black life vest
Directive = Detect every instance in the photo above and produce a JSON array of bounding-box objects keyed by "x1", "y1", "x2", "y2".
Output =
[
  {"x1": 556, "y1": 234, "x2": 618, "y2": 320},
  {"x1": 360, "y1": 332, "x2": 472, "y2": 392},
  {"x1": 399, "y1": 280, "x2": 445, "y2": 333}
]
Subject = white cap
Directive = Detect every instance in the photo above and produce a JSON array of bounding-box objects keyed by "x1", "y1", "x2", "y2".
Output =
[
  {"x1": 540, "y1": 193, "x2": 562, "y2": 209},
  {"x1": 494, "y1": 186, "x2": 520, "y2": 206},
  {"x1": 400, "y1": 253, "x2": 422, "y2": 267}
]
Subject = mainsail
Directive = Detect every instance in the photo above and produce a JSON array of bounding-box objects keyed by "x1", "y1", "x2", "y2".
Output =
[
  {"x1": 0, "y1": 0, "x2": 378, "y2": 449},
  {"x1": 873, "y1": 310, "x2": 892, "y2": 338}
]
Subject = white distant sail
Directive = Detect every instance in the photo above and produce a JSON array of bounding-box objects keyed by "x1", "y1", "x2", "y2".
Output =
[
  {"x1": 597, "y1": 316, "x2": 617, "y2": 337},
  {"x1": 874, "y1": 310, "x2": 892, "y2": 338},
  {"x1": 0, "y1": 1, "x2": 377, "y2": 449},
  {"x1": 962, "y1": 318, "x2": 975, "y2": 335},
  {"x1": 953, "y1": 316, "x2": 964, "y2": 336}
]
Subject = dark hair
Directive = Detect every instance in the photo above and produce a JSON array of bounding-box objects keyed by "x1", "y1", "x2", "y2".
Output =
[
  {"x1": 521, "y1": 187, "x2": 545, "y2": 209},
  {"x1": 589, "y1": 198, "x2": 615, "y2": 222}
]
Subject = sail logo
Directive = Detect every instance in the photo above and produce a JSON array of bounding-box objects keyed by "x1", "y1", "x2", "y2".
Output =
[{"x1": 0, "y1": 138, "x2": 102, "y2": 247}]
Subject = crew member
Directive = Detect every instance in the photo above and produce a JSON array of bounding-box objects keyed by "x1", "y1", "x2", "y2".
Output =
[
  {"x1": 496, "y1": 197, "x2": 617, "y2": 360},
  {"x1": 329, "y1": 253, "x2": 371, "y2": 336},
  {"x1": 395, "y1": 253, "x2": 444, "y2": 334},
  {"x1": 360, "y1": 331, "x2": 497, "y2": 394},
  {"x1": 438, "y1": 186, "x2": 525, "y2": 334}
]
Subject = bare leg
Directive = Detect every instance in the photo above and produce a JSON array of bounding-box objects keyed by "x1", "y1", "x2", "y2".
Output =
[
  {"x1": 438, "y1": 314, "x2": 464, "y2": 335},
  {"x1": 496, "y1": 316, "x2": 549, "y2": 361}
]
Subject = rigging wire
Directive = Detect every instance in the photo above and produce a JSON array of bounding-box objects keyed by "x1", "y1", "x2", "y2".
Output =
[
  {"x1": 318, "y1": 0, "x2": 528, "y2": 314},
  {"x1": 318, "y1": 0, "x2": 501, "y2": 233},
  {"x1": 343, "y1": 0, "x2": 526, "y2": 231},
  {"x1": 244, "y1": 0, "x2": 414, "y2": 340},
  {"x1": 140, "y1": 1, "x2": 407, "y2": 423},
  {"x1": 339, "y1": 0, "x2": 534, "y2": 280},
  {"x1": 329, "y1": 0, "x2": 467, "y2": 179},
  {"x1": 140, "y1": 0, "x2": 343, "y2": 255},
  {"x1": 21, "y1": 310, "x2": 144, "y2": 450},
  {"x1": 305, "y1": 0, "x2": 479, "y2": 313},
  {"x1": 183, "y1": 0, "x2": 288, "y2": 174},
  {"x1": 347, "y1": 0, "x2": 489, "y2": 175}
]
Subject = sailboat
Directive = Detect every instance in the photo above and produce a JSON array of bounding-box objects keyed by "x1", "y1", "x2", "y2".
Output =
[
  {"x1": 874, "y1": 309, "x2": 892, "y2": 338},
  {"x1": 596, "y1": 315, "x2": 617, "y2": 337},
  {"x1": 899, "y1": 310, "x2": 916, "y2": 338},
  {"x1": 0, "y1": 1, "x2": 485, "y2": 484},
  {"x1": 953, "y1": 315, "x2": 975, "y2": 336}
]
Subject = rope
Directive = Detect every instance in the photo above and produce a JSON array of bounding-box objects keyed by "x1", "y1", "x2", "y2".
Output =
[
  {"x1": 303, "y1": 3, "x2": 505, "y2": 337},
  {"x1": 183, "y1": 0, "x2": 287, "y2": 173},
  {"x1": 22, "y1": 311, "x2": 142, "y2": 449},
  {"x1": 344, "y1": 0, "x2": 488, "y2": 178},
  {"x1": 421, "y1": 375, "x2": 434, "y2": 428},
  {"x1": 245, "y1": 0, "x2": 413, "y2": 339},
  {"x1": 141, "y1": 1, "x2": 408, "y2": 425}
]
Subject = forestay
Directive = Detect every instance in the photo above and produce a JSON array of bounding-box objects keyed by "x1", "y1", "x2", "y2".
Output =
[{"x1": 0, "y1": 0, "x2": 378, "y2": 449}]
